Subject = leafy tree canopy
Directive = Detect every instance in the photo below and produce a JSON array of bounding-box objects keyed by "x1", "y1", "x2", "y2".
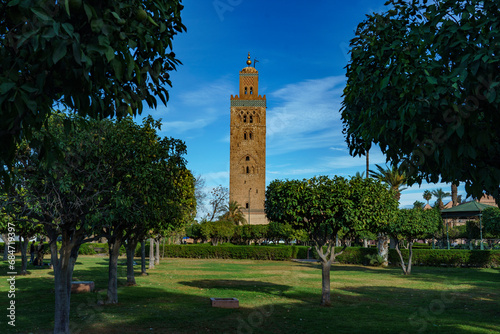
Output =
[
  {"x1": 341, "y1": 0, "x2": 500, "y2": 200},
  {"x1": 483, "y1": 207, "x2": 500, "y2": 237},
  {"x1": 389, "y1": 208, "x2": 441, "y2": 242},
  {"x1": 0, "y1": 0, "x2": 186, "y2": 182},
  {"x1": 265, "y1": 175, "x2": 398, "y2": 305},
  {"x1": 388, "y1": 207, "x2": 441, "y2": 274}
]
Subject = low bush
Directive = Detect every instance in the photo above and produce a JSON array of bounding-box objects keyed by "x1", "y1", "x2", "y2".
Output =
[
  {"x1": 162, "y1": 244, "x2": 294, "y2": 261},
  {"x1": 388, "y1": 249, "x2": 500, "y2": 268},
  {"x1": 365, "y1": 254, "x2": 386, "y2": 266},
  {"x1": 159, "y1": 244, "x2": 499, "y2": 267},
  {"x1": 412, "y1": 242, "x2": 432, "y2": 249}
]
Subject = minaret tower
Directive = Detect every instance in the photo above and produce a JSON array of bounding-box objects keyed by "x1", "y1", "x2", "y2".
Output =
[{"x1": 230, "y1": 53, "x2": 267, "y2": 225}]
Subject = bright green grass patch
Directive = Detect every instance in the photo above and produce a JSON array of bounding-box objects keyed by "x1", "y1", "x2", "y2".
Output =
[{"x1": 1, "y1": 256, "x2": 499, "y2": 333}]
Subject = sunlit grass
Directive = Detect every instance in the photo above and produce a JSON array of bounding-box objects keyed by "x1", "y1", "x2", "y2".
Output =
[{"x1": 1, "y1": 255, "x2": 498, "y2": 333}]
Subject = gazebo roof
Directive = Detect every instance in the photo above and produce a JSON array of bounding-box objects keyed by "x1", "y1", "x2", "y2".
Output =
[{"x1": 440, "y1": 201, "x2": 496, "y2": 218}]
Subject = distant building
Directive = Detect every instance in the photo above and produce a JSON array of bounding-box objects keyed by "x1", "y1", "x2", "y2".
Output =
[
  {"x1": 478, "y1": 194, "x2": 498, "y2": 207},
  {"x1": 229, "y1": 53, "x2": 268, "y2": 225}
]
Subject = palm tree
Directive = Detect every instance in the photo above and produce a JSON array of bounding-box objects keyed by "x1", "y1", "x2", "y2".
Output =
[
  {"x1": 220, "y1": 200, "x2": 247, "y2": 225},
  {"x1": 354, "y1": 171, "x2": 365, "y2": 178},
  {"x1": 413, "y1": 201, "x2": 425, "y2": 209},
  {"x1": 369, "y1": 164, "x2": 407, "y2": 201},
  {"x1": 423, "y1": 190, "x2": 432, "y2": 205},
  {"x1": 366, "y1": 149, "x2": 369, "y2": 179},
  {"x1": 451, "y1": 183, "x2": 459, "y2": 207},
  {"x1": 431, "y1": 188, "x2": 451, "y2": 210}
]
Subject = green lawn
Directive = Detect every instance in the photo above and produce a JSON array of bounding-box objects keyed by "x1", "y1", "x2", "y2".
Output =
[{"x1": 1, "y1": 255, "x2": 499, "y2": 333}]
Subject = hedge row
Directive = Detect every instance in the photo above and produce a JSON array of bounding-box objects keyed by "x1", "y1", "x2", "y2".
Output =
[
  {"x1": 161, "y1": 244, "x2": 296, "y2": 261},
  {"x1": 159, "y1": 245, "x2": 499, "y2": 267},
  {"x1": 3, "y1": 242, "x2": 498, "y2": 267},
  {"x1": 389, "y1": 249, "x2": 500, "y2": 268}
]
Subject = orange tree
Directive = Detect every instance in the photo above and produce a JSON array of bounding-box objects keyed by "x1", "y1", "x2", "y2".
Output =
[
  {"x1": 0, "y1": 0, "x2": 185, "y2": 186},
  {"x1": 23, "y1": 113, "x2": 116, "y2": 333},
  {"x1": 387, "y1": 208, "x2": 441, "y2": 275},
  {"x1": 0, "y1": 141, "x2": 45, "y2": 275},
  {"x1": 97, "y1": 116, "x2": 189, "y2": 302},
  {"x1": 265, "y1": 175, "x2": 397, "y2": 306},
  {"x1": 21, "y1": 113, "x2": 189, "y2": 332}
]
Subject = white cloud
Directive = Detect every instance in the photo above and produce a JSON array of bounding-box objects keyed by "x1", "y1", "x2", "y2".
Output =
[
  {"x1": 163, "y1": 118, "x2": 212, "y2": 133},
  {"x1": 179, "y1": 79, "x2": 235, "y2": 108},
  {"x1": 267, "y1": 76, "x2": 346, "y2": 155},
  {"x1": 159, "y1": 79, "x2": 235, "y2": 135},
  {"x1": 203, "y1": 171, "x2": 229, "y2": 187}
]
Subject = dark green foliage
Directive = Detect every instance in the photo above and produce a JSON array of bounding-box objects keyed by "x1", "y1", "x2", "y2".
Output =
[
  {"x1": 466, "y1": 220, "x2": 481, "y2": 239},
  {"x1": 185, "y1": 223, "x2": 203, "y2": 241},
  {"x1": 388, "y1": 208, "x2": 442, "y2": 241},
  {"x1": 157, "y1": 245, "x2": 500, "y2": 268},
  {"x1": 161, "y1": 244, "x2": 294, "y2": 261},
  {"x1": 78, "y1": 243, "x2": 97, "y2": 255},
  {"x1": 365, "y1": 254, "x2": 386, "y2": 266},
  {"x1": 411, "y1": 242, "x2": 432, "y2": 249},
  {"x1": 0, "y1": 0, "x2": 186, "y2": 178},
  {"x1": 267, "y1": 221, "x2": 299, "y2": 244},
  {"x1": 200, "y1": 220, "x2": 235, "y2": 246},
  {"x1": 342, "y1": 0, "x2": 500, "y2": 199},
  {"x1": 483, "y1": 207, "x2": 500, "y2": 237}
]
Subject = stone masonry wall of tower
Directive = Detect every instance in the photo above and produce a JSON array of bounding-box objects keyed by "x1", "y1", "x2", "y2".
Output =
[{"x1": 229, "y1": 54, "x2": 268, "y2": 225}]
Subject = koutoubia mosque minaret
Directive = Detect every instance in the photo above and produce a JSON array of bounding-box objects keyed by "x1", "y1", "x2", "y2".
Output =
[{"x1": 229, "y1": 53, "x2": 268, "y2": 225}]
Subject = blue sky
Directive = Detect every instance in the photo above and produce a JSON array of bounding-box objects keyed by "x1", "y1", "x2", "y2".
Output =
[{"x1": 143, "y1": 0, "x2": 466, "y2": 215}]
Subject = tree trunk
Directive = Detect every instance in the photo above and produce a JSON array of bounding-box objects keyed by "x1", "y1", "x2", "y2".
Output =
[
  {"x1": 395, "y1": 241, "x2": 407, "y2": 275},
  {"x1": 407, "y1": 242, "x2": 413, "y2": 275},
  {"x1": 314, "y1": 242, "x2": 345, "y2": 307},
  {"x1": 2, "y1": 234, "x2": 9, "y2": 260},
  {"x1": 149, "y1": 238, "x2": 155, "y2": 269},
  {"x1": 106, "y1": 237, "x2": 122, "y2": 304},
  {"x1": 363, "y1": 239, "x2": 368, "y2": 248},
  {"x1": 377, "y1": 233, "x2": 389, "y2": 266},
  {"x1": 125, "y1": 239, "x2": 138, "y2": 285},
  {"x1": 395, "y1": 239, "x2": 414, "y2": 275},
  {"x1": 20, "y1": 236, "x2": 29, "y2": 275},
  {"x1": 366, "y1": 149, "x2": 369, "y2": 178},
  {"x1": 51, "y1": 236, "x2": 81, "y2": 334},
  {"x1": 140, "y1": 240, "x2": 147, "y2": 275},
  {"x1": 451, "y1": 183, "x2": 458, "y2": 207},
  {"x1": 155, "y1": 239, "x2": 160, "y2": 265},
  {"x1": 320, "y1": 260, "x2": 332, "y2": 306}
]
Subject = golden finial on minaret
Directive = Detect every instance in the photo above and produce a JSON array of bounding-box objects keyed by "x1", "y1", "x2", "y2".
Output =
[{"x1": 246, "y1": 52, "x2": 252, "y2": 66}]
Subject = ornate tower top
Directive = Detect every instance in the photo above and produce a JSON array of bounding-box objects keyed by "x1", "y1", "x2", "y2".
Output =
[{"x1": 246, "y1": 52, "x2": 252, "y2": 66}]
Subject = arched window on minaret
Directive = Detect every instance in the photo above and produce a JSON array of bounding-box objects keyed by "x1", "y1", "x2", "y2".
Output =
[
  {"x1": 249, "y1": 115, "x2": 253, "y2": 123},
  {"x1": 249, "y1": 132, "x2": 253, "y2": 140},
  {"x1": 243, "y1": 115, "x2": 247, "y2": 123},
  {"x1": 244, "y1": 87, "x2": 248, "y2": 95},
  {"x1": 244, "y1": 132, "x2": 247, "y2": 140},
  {"x1": 250, "y1": 87, "x2": 253, "y2": 95},
  {"x1": 246, "y1": 166, "x2": 250, "y2": 174},
  {"x1": 246, "y1": 156, "x2": 250, "y2": 161}
]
